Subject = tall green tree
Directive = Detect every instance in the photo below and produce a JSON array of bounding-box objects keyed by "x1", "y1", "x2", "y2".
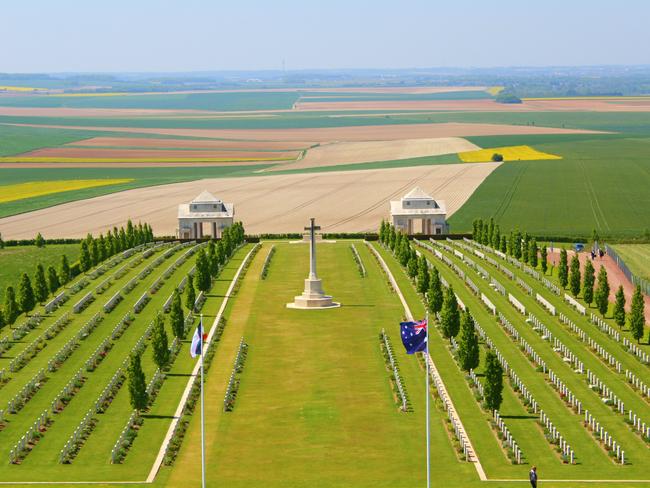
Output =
[
  {"x1": 3, "y1": 286, "x2": 19, "y2": 325},
  {"x1": 569, "y1": 255, "x2": 581, "y2": 297},
  {"x1": 512, "y1": 230, "x2": 522, "y2": 259},
  {"x1": 457, "y1": 308, "x2": 480, "y2": 371},
  {"x1": 522, "y1": 233, "x2": 530, "y2": 264},
  {"x1": 484, "y1": 351, "x2": 504, "y2": 412},
  {"x1": 47, "y1": 266, "x2": 60, "y2": 294},
  {"x1": 127, "y1": 353, "x2": 148, "y2": 413},
  {"x1": 0, "y1": 232, "x2": 4, "y2": 249},
  {"x1": 416, "y1": 255, "x2": 430, "y2": 294},
  {"x1": 216, "y1": 241, "x2": 226, "y2": 265},
  {"x1": 440, "y1": 286, "x2": 461, "y2": 341},
  {"x1": 528, "y1": 238, "x2": 538, "y2": 268},
  {"x1": 630, "y1": 285, "x2": 646, "y2": 343},
  {"x1": 79, "y1": 241, "x2": 92, "y2": 272},
  {"x1": 18, "y1": 273, "x2": 35, "y2": 315},
  {"x1": 185, "y1": 274, "x2": 196, "y2": 311},
  {"x1": 595, "y1": 266, "x2": 610, "y2": 316},
  {"x1": 59, "y1": 255, "x2": 71, "y2": 284},
  {"x1": 540, "y1": 246, "x2": 548, "y2": 274},
  {"x1": 169, "y1": 290, "x2": 185, "y2": 339},
  {"x1": 427, "y1": 266, "x2": 444, "y2": 315},
  {"x1": 194, "y1": 249, "x2": 212, "y2": 292},
  {"x1": 34, "y1": 264, "x2": 49, "y2": 304},
  {"x1": 559, "y1": 249, "x2": 569, "y2": 289},
  {"x1": 406, "y1": 254, "x2": 418, "y2": 280},
  {"x1": 613, "y1": 285, "x2": 626, "y2": 328},
  {"x1": 207, "y1": 241, "x2": 219, "y2": 278},
  {"x1": 151, "y1": 313, "x2": 170, "y2": 370},
  {"x1": 34, "y1": 232, "x2": 45, "y2": 248},
  {"x1": 582, "y1": 260, "x2": 595, "y2": 306},
  {"x1": 500, "y1": 235, "x2": 507, "y2": 254}
]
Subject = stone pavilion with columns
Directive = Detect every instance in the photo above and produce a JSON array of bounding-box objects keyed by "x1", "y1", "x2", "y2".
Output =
[
  {"x1": 390, "y1": 187, "x2": 449, "y2": 235},
  {"x1": 177, "y1": 190, "x2": 234, "y2": 239}
]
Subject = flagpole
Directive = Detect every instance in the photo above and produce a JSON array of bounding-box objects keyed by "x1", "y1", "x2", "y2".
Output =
[
  {"x1": 425, "y1": 311, "x2": 430, "y2": 488},
  {"x1": 200, "y1": 313, "x2": 206, "y2": 488}
]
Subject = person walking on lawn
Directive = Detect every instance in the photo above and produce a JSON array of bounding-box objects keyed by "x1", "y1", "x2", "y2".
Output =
[{"x1": 529, "y1": 466, "x2": 538, "y2": 488}]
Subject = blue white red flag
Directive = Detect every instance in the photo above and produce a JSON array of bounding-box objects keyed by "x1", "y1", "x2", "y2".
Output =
[
  {"x1": 190, "y1": 321, "x2": 203, "y2": 358},
  {"x1": 400, "y1": 319, "x2": 427, "y2": 354}
]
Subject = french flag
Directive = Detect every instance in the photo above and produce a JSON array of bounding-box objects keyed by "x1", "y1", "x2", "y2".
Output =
[{"x1": 190, "y1": 320, "x2": 203, "y2": 358}]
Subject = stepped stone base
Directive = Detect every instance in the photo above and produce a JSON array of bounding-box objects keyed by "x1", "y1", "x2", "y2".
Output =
[{"x1": 287, "y1": 278, "x2": 340, "y2": 309}]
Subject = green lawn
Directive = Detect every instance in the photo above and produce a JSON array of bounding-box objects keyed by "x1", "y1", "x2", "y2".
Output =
[
  {"x1": 611, "y1": 244, "x2": 650, "y2": 281},
  {"x1": 161, "y1": 242, "x2": 477, "y2": 488},
  {"x1": 0, "y1": 244, "x2": 79, "y2": 303}
]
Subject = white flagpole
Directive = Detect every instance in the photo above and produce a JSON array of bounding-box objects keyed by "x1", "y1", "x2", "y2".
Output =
[
  {"x1": 425, "y1": 311, "x2": 430, "y2": 488},
  {"x1": 200, "y1": 313, "x2": 206, "y2": 488}
]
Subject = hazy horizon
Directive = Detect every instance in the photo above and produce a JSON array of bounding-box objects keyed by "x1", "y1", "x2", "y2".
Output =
[{"x1": 3, "y1": 0, "x2": 649, "y2": 73}]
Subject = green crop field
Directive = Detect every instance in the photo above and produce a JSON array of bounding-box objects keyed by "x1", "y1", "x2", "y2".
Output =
[
  {"x1": 611, "y1": 244, "x2": 650, "y2": 281},
  {"x1": 450, "y1": 136, "x2": 650, "y2": 238},
  {"x1": 0, "y1": 244, "x2": 79, "y2": 302}
]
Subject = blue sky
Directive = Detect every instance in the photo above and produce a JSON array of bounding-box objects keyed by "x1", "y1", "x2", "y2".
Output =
[{"x1": 3, "y1": 0, "x2": 649, "y2": 72}]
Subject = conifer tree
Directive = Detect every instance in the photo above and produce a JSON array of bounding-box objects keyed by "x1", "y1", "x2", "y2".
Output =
[
  {"x1": 91, "y1": 238, "x2": 100, "y2": 266},
  {"x1": 613, "y1": 285, "x2": 626, "y2": 328},
  {"x1": 528, "y1": 238, "x2": 538, "y2": 268},
  {"x1": 440, "y1": 286, "x2": 461, "y2": 341},
  {"x1": 127, "y1": 353, "x2": 148, "y2": 413},
  {"x1": 582, "y1": 260, "x2": 595, "y2": 306},
  {"x1": 151, "y1": 313, "x2": 170, "y2": 370},
  {"x1": 500, "y1": 235, "x2": 507, "y2": 253},
  {"x1": 185, "y1": 274, "x2": 196, "y2": 311},
  {"x1": 522, "y1": 233, "x2": 530, "y2": 263},
  {"x1": 493, "y1": 225, "x2": 501, "y2": 250},
  {"x1": 0, "y1": 232, "x2": 4, "y2": 249},
  {"x1": 630, "y1": 285, "x2": 645, "y2": 343},
  {"x1": 79, "y1": 241, "x2": 92, "y2": 272},
  {"x1": 484, "y1": 351, "x2": 504, "y2": 412},
  {"x1": 34, "y1": 232, "x2": 45, "y2": 248},
  {"x1": 170, "y1": 290, "x2": 185, "y2": 338},
  {"x1": 540, "y1": 246, "x2": 548, "y2": 274},
  {"x1": 216, "y1": 241, "x2": 226, "y2": 265},
  {"x1": 513, "y1": 230, "x2": 522, "y2": 259},
  {"x1": 416, "y1": 255, "x2": 430, "y2": 294},
  {"x1": 0, "y1": 310, "x2": 4, "y2": 329},
  {"x1": 18, "y1": 273, "x2": 35, "y2": 315},
  {"x1": 59, "y1": 255, "x2": 71, "y2": 284},
  {"x1": 427, "y1": 266, "x2": 444, "y2": 315},
  {"x1": 126, "y1": 220, "x2": 135, "y2": 248},
  {"x1": 569, "y1": 255, "x2": 581, "y2": 297},
  {"x1": 194, "y1": 249, "x2": 212, "y2": 292},
  {"x1": 559, "y1": 249, "x2": 569, "y2": 289},
  {"x1": 47, "y1": 266, "x2": 60, "y2": 294},
  {"x1": 208, "y1": 241, "x2": 219, "y2": 278},
  {"x1": 406, "y1": 254, "x2": 418, "y2": 279},
  {"x1": 595, "y1": 265, "x2": 610, "y2": 316},
  {"x1": 34, "y1": 264, "x2": 49, "y2": 303},
  {"x1": 457, "y1": 308, "x2": 480, "y2": 371},
  {"x1": 3, "y1": 286, "x2": 19, "y2": 325}
]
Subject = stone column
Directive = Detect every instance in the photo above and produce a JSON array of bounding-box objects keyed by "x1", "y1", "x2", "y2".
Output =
[
  {"x1": 407, "y1": 219, "x2": 413, "y2": 235},
  {"x1": 212, "y1": 222, "x2": 217, "y2": 238},
  {"x1": 309, "y1": 218, "x2": 317, "y2": 280},
  {"x1": 192, "y1": 222, "x2": 198, "y2": 239}
]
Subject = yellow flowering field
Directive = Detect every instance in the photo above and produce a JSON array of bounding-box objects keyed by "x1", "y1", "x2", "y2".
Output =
[
  {"x1": 486, "y1": 86, "x2": 505, "y2": 96},
  {"x1": 0, "y1": 179, "x2": 133, "y2": 203},
  {"x1": 458, "y1": 145, "x2": 562, "y2": 163}
]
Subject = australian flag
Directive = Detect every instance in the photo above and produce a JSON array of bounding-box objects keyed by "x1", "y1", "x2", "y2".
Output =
[{"x1": 400, "y1": 319, "x2": 427, "y2": 354}]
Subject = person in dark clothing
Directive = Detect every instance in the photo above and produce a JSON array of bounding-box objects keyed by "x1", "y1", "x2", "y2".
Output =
[{"x1": 529, "y1": 465, "x2": 538, "y2": 488}]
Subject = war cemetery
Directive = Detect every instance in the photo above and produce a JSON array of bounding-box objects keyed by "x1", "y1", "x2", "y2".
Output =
[{"x1": 2, "y1": 5, "x2": 650, "y2": 486}]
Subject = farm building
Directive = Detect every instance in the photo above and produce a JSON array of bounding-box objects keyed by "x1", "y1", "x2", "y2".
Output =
[
  {"x1": 177, "y1": 190, "x2": 234, "y2": 239},
  {"x1": 390, "y1": 187, "x2": 448, "y2": 235}
]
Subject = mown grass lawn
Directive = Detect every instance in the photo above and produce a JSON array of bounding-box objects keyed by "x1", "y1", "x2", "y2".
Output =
[{"x1": 0, "y1": 243, "x2": 79, "y2": 302}]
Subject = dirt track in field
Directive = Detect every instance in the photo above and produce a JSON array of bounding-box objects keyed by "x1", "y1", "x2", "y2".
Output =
[
  {"x1": 0, "y1": 162, "x2": 500, "y2": 239},
  {"x1": 272, "y1": 137, "x2": 478, "y2": 171},
  {"x1": 548, "y1": 249, "x2": 650, "y2": 323},
  {"x1": 9, "y1": 122, "x2": 605, "y2": 143},
  {"x1": 69, "y1": 137, "x2": 313, "y2": 150}
]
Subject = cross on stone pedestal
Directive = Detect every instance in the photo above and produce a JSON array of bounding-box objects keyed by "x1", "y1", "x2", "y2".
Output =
[
  {"x1": 287, "y1": 217, "x2": 340, "y2": 310},
  {"x1": 305, "y1": 218, "x2": 320, "y2": 280}
]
